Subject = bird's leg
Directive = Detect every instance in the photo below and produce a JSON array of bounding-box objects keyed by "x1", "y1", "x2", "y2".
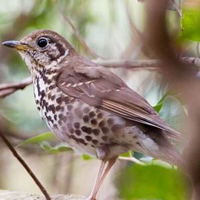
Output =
[
  {"x1": 87, "y1": 160, "x2": 106, "y2": 200},
  {"x1": 87, "y1": 157, "x2": 117, "y2": 200}
]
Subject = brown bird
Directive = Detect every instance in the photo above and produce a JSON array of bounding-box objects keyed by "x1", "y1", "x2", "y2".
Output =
[{"x1": 2, "y1": 30, "x2": 183, "y2": 200}]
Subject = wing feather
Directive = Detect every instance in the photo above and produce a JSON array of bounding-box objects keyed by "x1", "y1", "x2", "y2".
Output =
[{"x1": 57, "y1": 64, "x2": 181, "y2": 140}]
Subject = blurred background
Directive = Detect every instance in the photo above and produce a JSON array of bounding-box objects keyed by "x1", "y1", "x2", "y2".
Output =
[{"x1": 0, "y1": 0, "x2": 199, "y2": 199}]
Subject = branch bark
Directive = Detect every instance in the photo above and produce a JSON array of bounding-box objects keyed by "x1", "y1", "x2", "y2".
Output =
[
  {"x1": 0, "y1": 130, "x2": 51, "y2": 200},
  {"x1": 0, "y1": 57, "x2": 199, "y2": 98}
]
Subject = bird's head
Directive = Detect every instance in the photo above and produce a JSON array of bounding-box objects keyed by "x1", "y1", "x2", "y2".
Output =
[{"x1": 2, "y1": 30, "x2": 75, "y2": 74}]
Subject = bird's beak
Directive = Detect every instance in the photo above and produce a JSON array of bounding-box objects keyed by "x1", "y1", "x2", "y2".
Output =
[{"x1": 2, "y1": 40, "x2": 28, "y2": 51}]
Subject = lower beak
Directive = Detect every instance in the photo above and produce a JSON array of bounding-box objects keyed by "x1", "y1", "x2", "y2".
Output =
[{"x1": 2, "y1": 40, "x2": 27, "y2": 51}]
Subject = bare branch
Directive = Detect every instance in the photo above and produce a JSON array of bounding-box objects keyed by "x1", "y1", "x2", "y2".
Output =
[
  {"x1": 0, "y1": 77, "x2": 32, "y2": 98},
  {"x1": 118, "y1": 156, "x2": 145, "y2": 165},
  {"x1": 57, "y1": 0, "x2": 101, "y2": 59},
  {"x1": 0, "y1": 57, "x2": 200, "y2": 99},
  {"x1": 0, "y1": 129, "x2": 51, "y2": 200}
]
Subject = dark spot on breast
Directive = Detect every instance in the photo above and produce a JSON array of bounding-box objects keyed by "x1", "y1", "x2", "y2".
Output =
[
  {"x1": 75, "y1": 130, "x2": 81, "y2": 136},
  {"x1": 92, "y1": 140, "x2": 98, "y2": 145},
  {"x1": 83, "y1": 115, "x2": 89, "y2": 123},
  {"x1": 48, "y1": 105, "x2": 55, "y2": 113},
  {"x1": 78, "y1": 138, "x2": 87, "y2": 146},
  {"x1": 47, "y1": 93, "x2": 51, "y2": 99},
  {"x1": 64, "y1": 97, "x2": 70, "y2": 104},
  {"x1": 81, "y1": 126, "x2": 92, "y2": 134},
  {"x1": 60, "y1": 106, "x2": 65, "y2": 112},
  {"x1": 67, "y1": 105, "x2": 73, "y2": 111},
  {"x1": 56, "y1": 105, "x2": 61, "y2": 111},
  {"x1": 49, "y1": 85, "x2": 56, "y2": 90},
  {"x1": 56, "y1": 97, "x2": 62, "y2": 104},
  {"x1": 92, "y1": 129, "x2": 100, "y2": 136},
  {"x1": 102, "y1": 136, "x2": 108, "y2": 141},
  {"x1": 99, "y1": 120, "x2": 105, "y2": 127},
  {"x1": 69, "y1": 128, "x2": 74, "y2": 133},
  {"x1": 59, "y1": 114, "x2": 64, "y2": 120},
  {"x1": 83, "y1": 107, "x2": 90, "y2": 113},
  {"x1": 97, "y1": 113, "x2": 103, "y2": 119},
  {"x1": 91, "y1": 119, "x2": 97, "y2": 125},
  {"x1": 74, "y1": 122, "x2": 80, "y2": 129},
  {"x1": 89, "y1": 111, "x2": 95, "y2": 118},
  {"x1": 111, "y1": 124, "x2": 124, "y2": 132},
  {"x1": 47, "y1": 79, "x2": 52, "y2": 85},
  {"x1": 54, "y1": 115, "x2": 57, "y2": 121},
  {"x1": 71, "y1": 135, "x2": 87, "y2": 145},
  {"x1": 58, "y1": 120, "x2": 62, "y2": 126},
  {"x1": 51, "y1": 95, "x2": 56, "y2": 101},
  {"x1": 47, "y1": 115, "x2": 54, "y2": 124},
  {"x1": 101, "y1": 127, "x2": 109, "y2": 134},
  {"x1": 85, "y1": 136, "x2": 92, "y2": 141},
  {"x1": 81, "y1": 126, "x2": 87, "y2": 132}
]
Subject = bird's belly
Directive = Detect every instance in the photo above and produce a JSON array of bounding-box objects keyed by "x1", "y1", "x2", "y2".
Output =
[{"x1": 33, "y1": 82, "x2": 149, "y2": 158}]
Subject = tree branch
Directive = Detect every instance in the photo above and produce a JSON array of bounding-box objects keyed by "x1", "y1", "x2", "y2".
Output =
[
  {"x1": 0, "y1": 77, "x2": 32, "y2": 98},
  {"x1": 0, "y1": 129, "x2": 52, "y2": 200},
  {"x1": 57, "y1": 0, "x2": 101, "y2": 59},
  {"x1": 0, "y1": 57, "x2": 199, "y2": 98}
]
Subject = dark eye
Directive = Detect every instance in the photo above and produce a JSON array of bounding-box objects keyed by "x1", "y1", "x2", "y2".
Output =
[{"x1": 37, "y1": 38, "x2": 48, "y2": 48}]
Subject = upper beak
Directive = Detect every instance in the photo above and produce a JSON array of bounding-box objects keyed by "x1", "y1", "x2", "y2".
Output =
[{"x1": 2, "y1": 40, "x2": 28, "y2": 51}]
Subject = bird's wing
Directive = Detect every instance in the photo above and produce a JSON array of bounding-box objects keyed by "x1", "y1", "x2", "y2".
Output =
[{"x1": 57, "y1": 64, "x2": 181, "y2": 140}]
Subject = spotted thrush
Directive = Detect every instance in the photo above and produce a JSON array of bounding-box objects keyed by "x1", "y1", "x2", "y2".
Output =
[{"x1": 3, "y1": 30, "x2": 183, "y2": 200}]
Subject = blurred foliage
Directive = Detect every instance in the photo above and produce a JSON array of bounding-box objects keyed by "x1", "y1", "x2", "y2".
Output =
[
  {"x1": 18, "y1": 132, "x2": 56, "y2": 147},
  {"x1": 117, "y1": 165, "x2": 187, "y2": 200},
  {"x1": 18, "y1": 132, "x2": 72, "y2": 154},
  {"x1": 181, "y1": 7, "x2": 200, "y2": 42}
]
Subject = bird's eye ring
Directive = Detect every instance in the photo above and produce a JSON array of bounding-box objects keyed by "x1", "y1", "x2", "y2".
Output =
[{"x1": 37, "y1": 37, "x2": 48, "y2": 48}]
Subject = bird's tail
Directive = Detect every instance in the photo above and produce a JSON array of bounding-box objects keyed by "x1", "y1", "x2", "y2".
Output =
[{"x1": 157, "y1": 146, "x2": 185, "y2": 168}]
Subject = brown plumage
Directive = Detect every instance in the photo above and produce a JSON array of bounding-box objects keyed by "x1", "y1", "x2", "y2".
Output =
[{"x1": 2, "y1": 30, "x2": 184, "y2": 200}]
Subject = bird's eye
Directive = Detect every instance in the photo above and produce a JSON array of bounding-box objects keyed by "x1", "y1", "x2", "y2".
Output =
[{"x1": 37, "y1": 38, "x2": 48, "y2": 48}]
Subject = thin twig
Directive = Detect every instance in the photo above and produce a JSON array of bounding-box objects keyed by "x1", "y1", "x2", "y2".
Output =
[
  {"x1": 118, "y1": 156, "x2": 145, "y2": 165},
  {"x1": 0, "y1": 129, "x2": 52, "y2": 200},
  {"x1": 0, "y1": 77, "x2": 32, "y2": 98},
  {"x1": 57, "y1": 0, "x2": 101, "y2": 59}
]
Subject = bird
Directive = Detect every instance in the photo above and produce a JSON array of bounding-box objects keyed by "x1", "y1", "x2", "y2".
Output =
[{"x1": 2, "y1": 30, "x2": 183, "y2": 200}]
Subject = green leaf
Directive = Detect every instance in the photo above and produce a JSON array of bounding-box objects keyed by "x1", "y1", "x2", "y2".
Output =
[
  {"x1": 117, "y1": 165, "x2": 187, "y2": 200},
  {"x1": 40, "y1": 142, "x2": 72, "y2": 154},
  {"x1": 17, "y1": 132, "x2": 56, "y2": 148},
  {"x1": 181, "y1": 8, "x2": 200, "y2": 42},
  {"x1": 153, "y1": 93, "x2": 168, "y2": 113},
  {"x1": 82, "y1": 154, "x2": 93, "y2": 160}
]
